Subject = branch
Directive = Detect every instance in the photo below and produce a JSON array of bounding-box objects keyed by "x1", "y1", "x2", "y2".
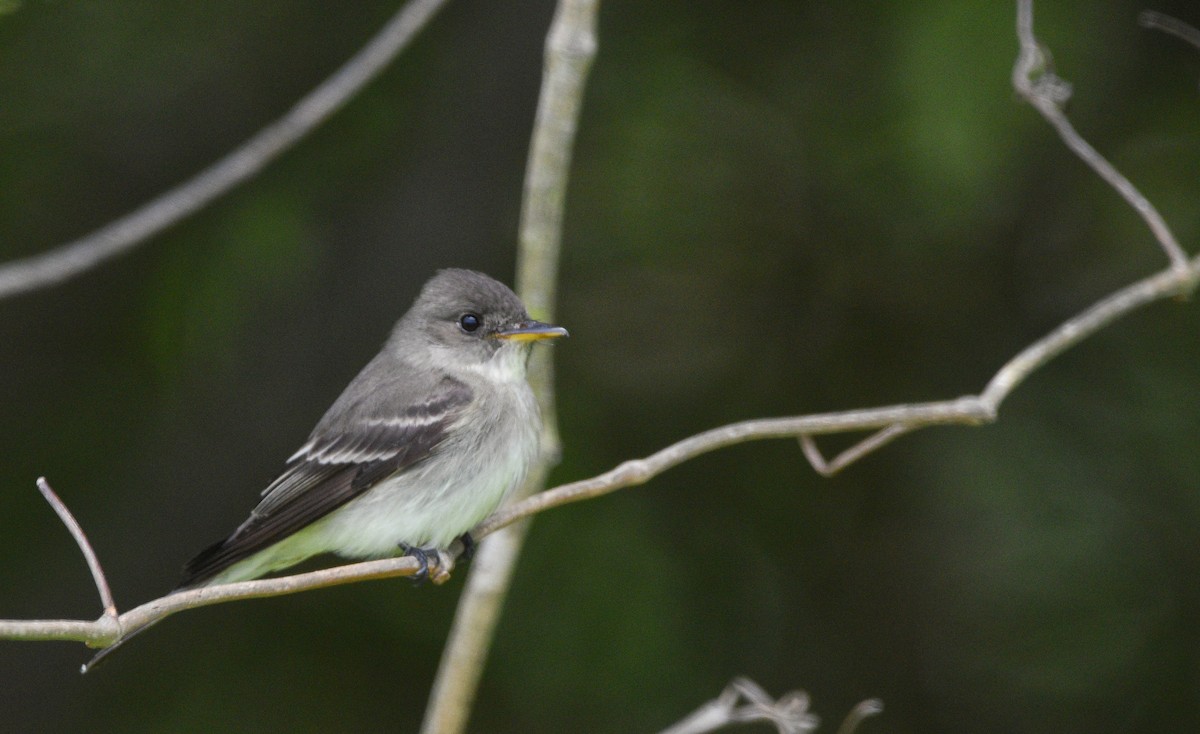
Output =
[
  {"x1": 419, "y1": 1, "x2": 599, "y2": 733},
  {"x1": 12, "y1": 249, "x2": 1193, "y2": 651},
  {"x1": 0, "y1": 0, "x2": 449, "y2": 301}
]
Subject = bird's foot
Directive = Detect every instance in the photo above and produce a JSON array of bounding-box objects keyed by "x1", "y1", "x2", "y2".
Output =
[{"x1": 400, "y1": 544, "x2": 453, "y2": 586}]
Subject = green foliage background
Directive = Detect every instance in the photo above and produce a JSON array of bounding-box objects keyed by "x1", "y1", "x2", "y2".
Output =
[{"x1": 1, "y1": 2, "x2": 1198, "y2": 732}]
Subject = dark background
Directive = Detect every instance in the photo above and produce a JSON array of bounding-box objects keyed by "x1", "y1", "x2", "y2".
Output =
[{"x1": 1, "y1": 1, "x2": 1198, "y2": 732}]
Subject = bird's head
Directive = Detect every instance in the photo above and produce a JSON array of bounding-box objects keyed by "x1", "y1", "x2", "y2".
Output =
[{"x1": 400, "y1": 269, "x2": 568, "y2": 379}]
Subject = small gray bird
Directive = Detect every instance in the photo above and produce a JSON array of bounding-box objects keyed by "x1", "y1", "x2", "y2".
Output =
[
  {"x1": 83, "y1": 269, "x2": 565, "y2": 671},
  {"x1": 183, "y1": 268, "x2": 567, "y2": 588}
]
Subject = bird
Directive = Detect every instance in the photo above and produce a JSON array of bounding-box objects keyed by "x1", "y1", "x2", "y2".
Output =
[{"x1": 83, "y1": 268, "x2": 566, "y2": 671}]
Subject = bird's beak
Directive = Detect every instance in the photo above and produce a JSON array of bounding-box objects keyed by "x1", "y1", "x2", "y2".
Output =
[{"x1": 493, "y1": 320, "x2": 569, "y2": 342}]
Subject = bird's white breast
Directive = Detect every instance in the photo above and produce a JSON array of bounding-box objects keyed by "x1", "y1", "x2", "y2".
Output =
[{"x1": 307, "y1": 373, "x2": 541, "y2": 556}]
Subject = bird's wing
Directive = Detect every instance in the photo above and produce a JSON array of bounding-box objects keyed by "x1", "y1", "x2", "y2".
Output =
[{"x1": 178, "y1": 376, "x2": 472, "y2": 587}]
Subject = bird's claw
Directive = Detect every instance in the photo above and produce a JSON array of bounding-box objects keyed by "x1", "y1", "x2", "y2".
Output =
[{"x1": 400, "y1": 544, "x2": 454, "y2": 586}]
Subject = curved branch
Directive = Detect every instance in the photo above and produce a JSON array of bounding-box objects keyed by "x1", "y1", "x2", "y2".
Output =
[
  {"x1": 1, "y1": 256, "x2": 1196, "y2": 657},
  {"x1": 0, "y1": 0, "x2": 449, "y2": 300}
]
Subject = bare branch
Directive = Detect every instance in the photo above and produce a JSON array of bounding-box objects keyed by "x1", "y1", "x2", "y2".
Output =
[
  {"x1": 419, "y1": 1, "x2": 599, "y2": 733},
  {"x1": 1139, "y1": 11, "x2": 1200, "y2": 51},
  {"x1": 4, "y1": 255, "x2": 1197, "y2": 654},
  {"x1": 36, "y1": 478, "x2": 116, "y2": 618},
  {"x1": 0, "y1": 0, "x2": 449, "y2": 301},
  {"x1": 1012, "y1": 0, "x2": 1190, "y2": 272}
]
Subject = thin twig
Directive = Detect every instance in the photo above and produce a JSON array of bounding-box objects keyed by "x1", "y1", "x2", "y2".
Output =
[
  {"x1": 1139, "y1": 11, "x2": 1200, "y2": 51},
  {"x1": 36, "y1": 478, "x2": 117, "y2": 618},
  {"x1": 0, "y1": 0, "x2": 449, "y2": 301},
  {"x1": 1012, "y1": 0, "x2": 1191, "y2": 272},
  {"x1": 419, "y1": 2, "x2": 599, "y2": 733}
]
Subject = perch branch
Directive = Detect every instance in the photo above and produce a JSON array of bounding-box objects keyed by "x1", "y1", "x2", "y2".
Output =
[
  {"x1": 0, "y1": 0, "x2": 449, "y2": 300},
  {"x1": 3, "y1": 252, "x2": 1197, "y2": 653}
]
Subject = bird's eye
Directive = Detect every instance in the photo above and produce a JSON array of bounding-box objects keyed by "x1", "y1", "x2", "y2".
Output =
[{"x1": 458, "y1": 313, "x2": 482, "y2": 333}]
